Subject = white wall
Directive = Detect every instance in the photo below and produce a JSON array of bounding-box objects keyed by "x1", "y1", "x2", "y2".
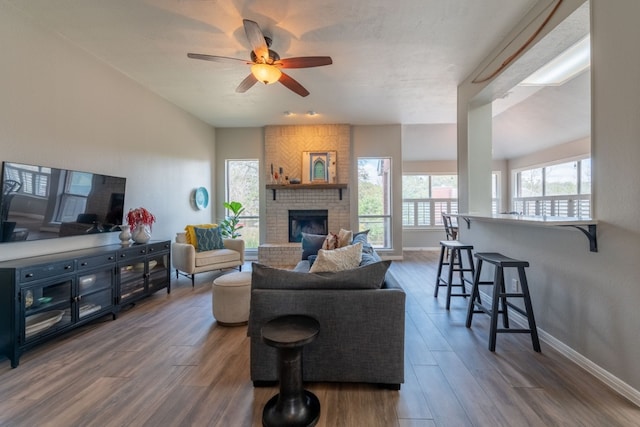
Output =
[
  {"x1": 458, "y1": 0, "x2": 640, "y2": 402},
  {"x1": 508, "y1": 137, "x2": 590, "y2": 171},
  {"x1": 0, "y1": 3, "x2": 216, "y2": 261},
  {"x1": 352, "y1": 125, "x2": 403, "y2": 258},
  {"x1": 215, "y1": 127, "x2": 265, "y2": 246}
]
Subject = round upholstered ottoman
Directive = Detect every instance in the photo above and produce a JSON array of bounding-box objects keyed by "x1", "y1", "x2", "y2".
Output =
[{"x1": 212, "y1": 271, "x2": 252, "y2": 326}]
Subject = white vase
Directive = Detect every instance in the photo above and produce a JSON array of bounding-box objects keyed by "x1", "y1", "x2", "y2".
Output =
[
  {"x1": 118, "y1": 225, "x2": 131, "y2": 246},
  {"x1": 131, "y1": 224, "x2": 151, "y2": 244}
]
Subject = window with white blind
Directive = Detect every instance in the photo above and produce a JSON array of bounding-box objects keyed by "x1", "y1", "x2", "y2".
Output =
[
  {"x1": 402, "y1": 174, "x2": 458, "y2": 228},
  {"x1": 513, "y1": 158, "x2": 591, "y2": 218}
]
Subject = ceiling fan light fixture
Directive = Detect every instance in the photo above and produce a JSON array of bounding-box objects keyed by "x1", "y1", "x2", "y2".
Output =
[{"x1": 251, "y1": 63, "x2": 282, "y2": 85}]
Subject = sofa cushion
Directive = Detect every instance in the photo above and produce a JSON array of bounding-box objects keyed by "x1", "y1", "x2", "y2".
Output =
[
  {"x1": 195, "y1": 248, "x2": 241, "y2": 267},
  {"x1": 309, "y1": 243, "x2": 363, "y2": 273},
  {"x1": 301, "y1": 232, "x2": 326, "y2": 260},
  {"x1": 194, "y1": 226, "x2": 224, "y2": 251},
  {"x1": 251, "y1": 259, "x2": 391, "y2": 290}
]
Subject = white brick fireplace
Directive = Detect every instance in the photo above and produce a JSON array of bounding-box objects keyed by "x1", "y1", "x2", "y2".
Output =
[
  {"x1": 265, "y1": 187, "x2": 349, "y2": 243},
  {"x1": 263, "y1": 124, "x2": 351, "y2": 244}
]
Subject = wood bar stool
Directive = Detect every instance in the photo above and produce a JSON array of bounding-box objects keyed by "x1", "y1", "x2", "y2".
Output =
[
  {"x1": 434, "y1": 240, "x2": 477, "y2": 310},
  {"x1": 465, "y1": 252, "x2": 541, "y2": 352}
]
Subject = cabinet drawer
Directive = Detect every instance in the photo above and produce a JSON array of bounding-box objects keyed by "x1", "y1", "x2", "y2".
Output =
[
  {"x1": 147, "y1": 241, "x2": 170, "y2": 254},
  {"x1": 77, "y1": 253, "x2": 117, "y2": 270},
  {"x1": 19, "y1": 262, "x2": 75, "y2": 283},
  {"x1": 118, "y1": 246, "x2": 147, "y2": 260}
]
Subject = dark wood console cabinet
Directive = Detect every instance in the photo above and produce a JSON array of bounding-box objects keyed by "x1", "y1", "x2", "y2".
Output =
[{"x1": 0, "y1": 240, "x2": 171, "y2": 368}]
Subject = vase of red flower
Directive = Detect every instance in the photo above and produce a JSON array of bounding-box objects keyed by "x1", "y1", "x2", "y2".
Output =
[
  {"x1": 127, "y1": 207, "x2": 156, "y2": 244},
  {"x1": 131, "y1": 224, "x2": 151, "y2": 244}
]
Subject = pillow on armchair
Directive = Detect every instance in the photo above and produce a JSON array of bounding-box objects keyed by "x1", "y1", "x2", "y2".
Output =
[
  {"x1": 184, "y1": 223, "x2": 217, "y2": 250},
  {"x1": 194, "y1": 226, "x2": 224, "y2": 251}
]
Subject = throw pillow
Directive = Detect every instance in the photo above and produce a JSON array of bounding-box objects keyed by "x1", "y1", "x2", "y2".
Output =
[
  {"x1": 309, "y1": 242, "x2": 363, "y2": 273},
  {"x1": 185, "y1": 223, "x2": 217, "y2": 249},
  {"x1": 194, "y1": 226, "x2": 224, "y2": 251},
  {"x1": 360, "y1": 249, "x2": 382, "y2": 266},
  {"x1": 322, "y1": 232, "x2": 338, "y2": 250},
  {"x1": 308, "y1": 254, "x2": 317, "y2": 267},
  {"x1": 352, "y1": 230, "x2": 375, "y2": 254},
  {"x1": 337, "y1": 228, "x2": 353, "y2": 248},
  {"x1": 251, "y1": 259, "x2": 392, "y2": 290},
  {"x1": 301, "y1": 232, "x2": 326, "y2": 260},
  {"x1": 353, "y1": 229, "x2": 370, "y2": 239}
]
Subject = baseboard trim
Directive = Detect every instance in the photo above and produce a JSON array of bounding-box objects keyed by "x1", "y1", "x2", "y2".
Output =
[
  {"x1": 537, "y1": 327, "x2": 640, "y2": 407},
  {"x1": 410, "y1": 250, "x2": 640, "y2": 407},
  {"x1": 488, "y1": 295, "x2": 640, "y2": 407}
]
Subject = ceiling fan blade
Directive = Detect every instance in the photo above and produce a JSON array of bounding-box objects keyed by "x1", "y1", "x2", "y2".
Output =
[
  {"x1": 236, "y1": 73, "x2": 258, "y2": 93},
  {"x1": 276, "y1": 56, "x2": 333, "y2": 69},
  {"x1": 243, "y1": 19, "x2": 269, "y2": 62},
  {"x1": 279, "y1": 72, "x2": 310, "y2": 97},
  {"x1": 187, "y1": 53, "x2": 249, "y2": 65}
]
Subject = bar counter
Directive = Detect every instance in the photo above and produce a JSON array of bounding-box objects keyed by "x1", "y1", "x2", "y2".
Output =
[{"x1": 453, "y1": 213, "x2": 599, "y2": 252}]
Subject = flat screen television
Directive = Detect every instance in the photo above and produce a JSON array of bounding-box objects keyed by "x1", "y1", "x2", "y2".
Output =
[{"x1": 0, "y1": 161, "x2": 126, "y2": 243}]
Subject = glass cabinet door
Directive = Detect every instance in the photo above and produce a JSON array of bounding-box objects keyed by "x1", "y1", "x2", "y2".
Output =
[
  {"x1": 147, "y1": 253, "x2": 169, "y2": 293},
  {"x1": 77, "y1": 268, "x2": 114, "y2": 320},
  {"x1": 118, "y1": 257, "x2": 146, "y2": 304},
  {"x1": 23, "y1": 278, "x2": 73, "y2": 342}
]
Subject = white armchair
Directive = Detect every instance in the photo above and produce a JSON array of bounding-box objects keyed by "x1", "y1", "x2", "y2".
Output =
[{"x1": 172, "y1": 232, "x2": 245, "y2": 286}]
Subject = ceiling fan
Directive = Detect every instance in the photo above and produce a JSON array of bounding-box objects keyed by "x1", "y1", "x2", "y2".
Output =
[{"x1": 187, "y1": 19, "x2": 332, "y2": 97}]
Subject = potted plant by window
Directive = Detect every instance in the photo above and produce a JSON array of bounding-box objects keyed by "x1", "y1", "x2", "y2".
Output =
[{"x1": 220, "y1": 201, "x2": 244, "y2": 239}]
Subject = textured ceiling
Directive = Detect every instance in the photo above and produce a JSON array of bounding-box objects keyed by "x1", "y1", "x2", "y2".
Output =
[{"x1": 7, "y1": 0, "x2": 590, "y2": 160}]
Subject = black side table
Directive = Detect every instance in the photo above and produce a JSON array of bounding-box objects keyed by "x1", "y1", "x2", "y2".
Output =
[{"x1": 261, "y1": 315, "x2": 321, "y2": 427}]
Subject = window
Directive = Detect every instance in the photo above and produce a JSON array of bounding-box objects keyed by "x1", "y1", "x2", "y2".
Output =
[
  {"x1": 402, "y1": 174, "x2": 458, "y2": 228},
  {"x1": 513, "y1": 158, "x2": 591, "y2": 217},
  {"x1": 358, "y1": 158, "x2": 392, "y2": 248},
  {"x1": 225, "y1": 160, "x2": 259, "y2": 249},
  {"x1": 492, "y1": 172, "x2": 500, "y2": 214}
]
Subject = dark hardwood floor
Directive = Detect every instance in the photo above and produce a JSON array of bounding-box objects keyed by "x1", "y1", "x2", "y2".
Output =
[{"x1": 1, "y1": 250, "x2": 638, "y2": 426}]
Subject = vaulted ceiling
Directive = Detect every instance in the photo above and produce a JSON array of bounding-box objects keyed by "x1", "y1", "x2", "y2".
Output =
[{"x1": 7, "y1": 0, "x2": 590, "y2": 160}]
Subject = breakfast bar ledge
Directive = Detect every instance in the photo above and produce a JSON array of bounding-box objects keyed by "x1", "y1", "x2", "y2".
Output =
[{"x1": 454, "y1": 213, "x2": 599, "y2": 252}]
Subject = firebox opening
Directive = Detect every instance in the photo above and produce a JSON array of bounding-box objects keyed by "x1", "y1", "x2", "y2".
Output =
[{"x1": 289, "y1": 209, "x2": 328, "y2": 242}]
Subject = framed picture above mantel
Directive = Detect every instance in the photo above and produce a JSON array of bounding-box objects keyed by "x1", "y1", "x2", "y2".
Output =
[{"x1": 302, "y1": 151, "x2": 337, "y2": 184}]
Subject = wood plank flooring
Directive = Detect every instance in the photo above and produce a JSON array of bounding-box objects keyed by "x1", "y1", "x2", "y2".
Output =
[{"x1": 1, "y1": 250, "x2": 639, "y2": 426}]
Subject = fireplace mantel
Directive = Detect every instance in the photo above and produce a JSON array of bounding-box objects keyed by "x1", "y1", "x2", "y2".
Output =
[{"x1": 266, "y1": 183, "x2": 347, "y2": 200}]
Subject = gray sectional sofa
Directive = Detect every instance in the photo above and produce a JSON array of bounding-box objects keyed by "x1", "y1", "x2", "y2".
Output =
[{"x1": 248, "y1": 235, "x2": 406, "y2": 389}]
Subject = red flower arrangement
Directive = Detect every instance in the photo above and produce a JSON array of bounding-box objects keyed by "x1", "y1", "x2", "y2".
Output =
[{"x1": 127, "y1": 207, "x2": 156, "y2": 232}]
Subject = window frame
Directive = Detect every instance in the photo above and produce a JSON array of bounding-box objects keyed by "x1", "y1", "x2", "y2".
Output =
[
  {"x1": 401, "y1": 172, "x2": 459, "y2": 229},
  {"x1": 357, "y1": 157, "x2": 393, "y2": 249},
  {"x1": 224, "y1": 159, "x2": 260, "y2": 249},
  {"x1": 512, "y1": 155, "x2": 591, "y2": 218}
]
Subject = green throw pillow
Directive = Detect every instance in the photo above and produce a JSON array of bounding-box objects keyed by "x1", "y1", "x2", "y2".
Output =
[{"x1": 194, "y1": 226, "x2": 224, "y2": 251}]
